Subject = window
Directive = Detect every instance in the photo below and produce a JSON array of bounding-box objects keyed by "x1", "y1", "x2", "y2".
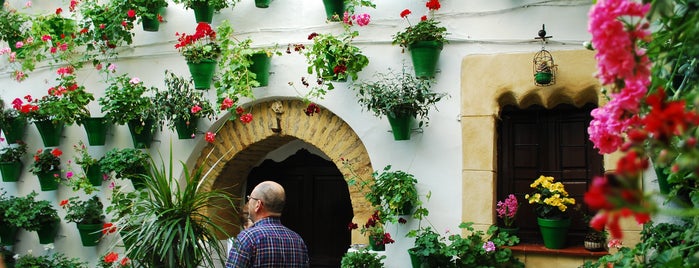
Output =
[{"x1": 497, "y1": 103, "x2": 604, "y2": 244}]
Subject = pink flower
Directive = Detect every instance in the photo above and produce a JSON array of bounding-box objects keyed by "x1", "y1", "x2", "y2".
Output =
[
  {"x1": 107, "y1": 63, "x2": 117, "y2": 72},
  {"x1": 41, "y1": 35, "x2": 52, "y2": 42},
  {"x1": 342, "y1": 12, "x2": 352, "y2": 26},
  {"x1": 95, "y1": 63, "x2": 103, "y2": 70},
  {"x1": 66, "y1": 171, "x2": 73, "y2": 178},
  {"x1": 8, "y1": 52, "x2": 16, "y2": 63},
  {"x1": 496, "y1": 194, "x2": 518, "y2": 227},
  {"x1": 25, "y1": 1, "x2": 32, "y2": 8},
  {"x1": 205, "y1": 132, "x2": 216, "y2": 143},
  {"x1": 129, "y1": 77, "x2": 141, "y2": 84},
  {"x1": 0, "y1": 47, "x2": 10, "y2": 55},
  {"x1": 482, "y1": 241, "x2": 496, "y2": 252},
  {"x1": 190, "y1": 105, "x2": 202, "y2": 114},
  {"x1": 353, "y1": 13, "x2": 371, "y2": 26},
  {"x1": 14, "y1": 41, "x2": 24, "y2": 49},
  {"x1": 14, "y1": 71, "x2": 25, "y2": 82}
]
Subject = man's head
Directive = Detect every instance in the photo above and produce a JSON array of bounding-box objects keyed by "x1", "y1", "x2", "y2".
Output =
[{"x1": 247, "y1": 181, "x2": 286, "y2": 222}]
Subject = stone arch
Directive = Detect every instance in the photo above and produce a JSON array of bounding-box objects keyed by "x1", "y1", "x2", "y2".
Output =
[
  {"x1": 194, "y1": 98, "x2": 373, "y2": 243},
  {"x1": 459, "y1": 50, "x2": 614, "y2": 230}
]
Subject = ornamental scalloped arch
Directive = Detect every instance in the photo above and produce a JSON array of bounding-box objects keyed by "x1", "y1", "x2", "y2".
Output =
[{"x1": 194, "y1": 98, "x2": 374, "y2": 243}]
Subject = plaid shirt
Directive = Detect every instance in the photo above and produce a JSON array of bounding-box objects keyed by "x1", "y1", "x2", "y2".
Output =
[{"x1": 226, "y1": 217, "x2": 310, "y2": 268}]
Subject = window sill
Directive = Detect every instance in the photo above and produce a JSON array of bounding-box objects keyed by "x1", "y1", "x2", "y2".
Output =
[{"x1": 505, "y1": 243, "x2": 609, "y2": 257}]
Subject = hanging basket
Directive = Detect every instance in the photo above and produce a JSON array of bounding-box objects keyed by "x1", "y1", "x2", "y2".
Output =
[
  {"x1": 0, "y1": 224, "x2": 19, "y2": 246},
  {"x1": 368, "y1": 235, "x2": 385, "y2": 251},
  {"x1": 537, "y1": 217, "x2": 571, "y2": 249},
  {"x1": 1, "y1": 116, "x2": 27, "y2": 144},
  {"x1": 174, "y1": 116, "x2": 199, "y2": 139},
  {"x1": 0, "y1": 161, "x2": 23, "y2": 182},
  {"x1": 84, "y1": 164, "x2": 104, "y2": 187},
  {"x1": 255, "y1": 0, "x2": 272, "y2": 8},
  {"x1": 82, "y1": 117, "x2": 109, "y2": 146},
  {"x1": 249, "y1": 52, "x2": 272, "y2": 87},
  {"x1": 127, "y1": 119, "x2": 156, "y2": 149},
  {"x1": 408, "y1": 41, "x2": 443, "y2": 79},
  {"x1": 386, "y1": 114, "x2": 413, "y2": 141},
  {"x1": 187, "y1": 60, "x2": 217, "y2": 90},
  {"x1": 192, "y1": 2, "x2": 214, "y2": 23},
  {"x1": 37, "y1": 219, "x2": 61, "y2": 244},
  {"x1": 34, "y1": 120, "x2": 64, "y2": 147},
  {"x1": 321, "y1": 0, "x2": 344, "y2": 21},
  {"x1": 141, "y1": 7, "x2": 165, "y2": 32},
  {"x1": 36, "y1": 170, "x2": 60, "y2": 191},
  {"x1": 76, "y1": 223, "x2": 102, "y2": 247}
]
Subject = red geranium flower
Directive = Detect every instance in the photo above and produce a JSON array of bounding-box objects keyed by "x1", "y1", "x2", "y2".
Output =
[
  {"x1": 400, "y1": 9, "x2": 411, "y2": 18},
  {"x1": 104, "y1": 252, "x2": 119, "y2": 263},
  {"x1": 51, "y1": 148, "x2": 62, "y2": 157},
  {"x1": 426, "y1": 0, "x2": 441, "y2": 10}
]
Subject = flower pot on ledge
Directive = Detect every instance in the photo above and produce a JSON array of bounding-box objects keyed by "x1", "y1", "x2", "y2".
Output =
[
  {"x1": 174, "y1": 117, "x2": 199, "y2": 139},
  {"x1": 255, "y1": 0, "x2": 272, "y2": 8},
  {"x1": 537, "y1": 217, "x2": 571, "y2": 249},
  {"x1": 187, "y1": 59, "x2": 217, "y2": 90}
]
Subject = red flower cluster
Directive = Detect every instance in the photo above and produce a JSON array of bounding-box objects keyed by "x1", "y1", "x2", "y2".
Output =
[
  {"x1": 400, "y1": 9, "x2": 411, "y2": 18},
  {"x1": 426, "y1": 0, "x2": 441, "y2": 10},
  {"x1": 104, "y1": 252, "x2": 130, "y2": 267},
  {"x1": 12, "y1": 96, "x2": 38, "y2": 114},
  {"x1": 102, "y1": 222, "x2": 117, "y2": 235},
  {"x1": 175, "y1": 22, "x2": 216, "y2": 49},
  {"x1": 584, "y1": 173, "x2": 651, "y2": 239},
  {"x1": 304, "y1": 103, "x2": 320, "y2": 116},
  {"x1": 643, "y1": 89, "x2": 699, "y2": 142},
  {"x1": 333, "y1": 65, "x2": 347, "y2": 75}
]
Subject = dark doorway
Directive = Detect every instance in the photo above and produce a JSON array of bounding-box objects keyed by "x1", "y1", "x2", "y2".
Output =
[
  {"x1": 497, "y1": 103, "x2": 604, "y2": 244},
  {"x1": 247, "y1": 149, "x2": 354, "y2": 267}
]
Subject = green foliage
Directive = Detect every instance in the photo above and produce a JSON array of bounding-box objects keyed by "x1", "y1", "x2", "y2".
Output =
[
  {"x1": 29, "y1": 148, "x2": 62, "y2": 175},
  {"x1": 407, "y1": 226, "x2": 451, "y2": 267},
  {"x1": 0, "y1": 8, "x2": 29, "y2": 43},
  {"x1": 23, "y1": 192, "x2": 60, "y2": 231},
  {"x1": 105, "y1": 184, "x2": 148, "y2": 223},
  {"x1": 393, "y1": 19, "x2": 449, "y2": 49},
  {"x1": 172, "y1": 0, "x2": 240, "y2": 11},
  {"x1": 126, "y1": 0, "x2": 168, "y2": 21},
  {"x1": 77, "y1": 0, "x2": 136, "y2": 63},
  {"x1": 63, "y1": 195, "x2": 105, "y2": 224},
  {"x1": 14, "y1": 251, "x2": 87, "y2": 268},
  {"x1": 353, "y1": 67, "x2": 448, "y2": 128},
  {"x1": 99, "y1": 148, "x2": 150, "y2": 180},
  {"x1": 368, "y1": 165, "x2": 419, "y2": 222},
  {"x1": 2, "y1": 193, "x2": 32, "y2": 229},
  {"x1": 340, "y1": 249, "x2": 385, "y2": 268},
  {"x1": 0, "y1": 98, "x2": 25, "y2": 133},
  {"x1": 445, "y1": 223, "x2": 523, "y2": 268},
  {"x1": 0, "y1": 141, "x2": 27, "y2": 162},
  {"x1": 99, "y1": 74, "x2": 162, "y2": 127},
  {"x1": 157, "y1": 70, "x2": 216, "y2": 130},
  {"x1": 118, "y1": 148, "x2": 237, "y2": 267}
]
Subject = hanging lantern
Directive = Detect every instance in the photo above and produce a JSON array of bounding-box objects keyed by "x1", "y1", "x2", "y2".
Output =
[{"x1": 533, "y1": 24, "x2": 556, "y2": 86}]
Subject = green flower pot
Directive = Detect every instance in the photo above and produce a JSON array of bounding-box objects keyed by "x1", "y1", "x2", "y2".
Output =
[
  {"x1": 255, "y1": 0, "x2": 272, "y2": 8},
  {"x1": 387, "y1": 114, "x2": 413, "y2": 141},
  {"x1": 535, "y1": 72, "x2": 553, "y2": 85},
  {"x1": 1, "y1": 116, "x2": 27, "y2": 144},
  {"x1": 127, "y1": 119, "x2": 156, "y2": 149},
  {"x1": 174, "y1": 116, "x2": 199, "y2": 140},
  {"x1": 36, "y1": 170, "x2": 60, "y2": 191},
  {"x1": 368, "y1": 235, "x2": 385, "y2": 251},
  {"x1": 76, "y1": 223, "x2": 102, "y2": 247},
  {"x1": 0, "y1": 225, "x2": 19, "y2": 246},
  {"x1": 187, "y1": 59, "x2": 217, "y2": 90},
  {"x1": 537, "y1": 217, "x2": 571, "y2": 249},
  {"x1": 82, "y1": 117, "x2": 109, "y2": 146},
  {"x1": 408, "y1": 41, "x2": 443, "y2": 79},
  {"x1": 321, "y1": 0, "x2": 344, "y2": 21},
  {"x1": 37, "y1": 219, "x2": 60, "y2": 244},
  {"x1": 408, "y1": 248, "x2": 424, "y2": 268},
  {"x1": 192, "y1": 2, "x2": 214, "y2": 23},
  {"x1": 249, "y1": 52, "x2": 272, "y2": 87},
  {"x1": 141, "y1": 8, "x2": 165, "y2": 32},
  {"x1": 499, "y1": 226, "x2": 520, "y2": 239},
  {"x1": 0, "y1": 161, "x2": 23, "y2": 182},
  {"x1": 84, "y1": 164, "x2": 104, "y2": 187},
  {"x1": 655, "y1": 167, "x2": 670, "y2": 195},
  {"x1": 34, "y1": 120, "x2": 64, "y2": 147}
]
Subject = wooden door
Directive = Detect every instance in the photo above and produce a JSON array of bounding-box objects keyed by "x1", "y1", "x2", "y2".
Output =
[{"x1": 247, "y1": 149, "x2": 353, "y2": 267}]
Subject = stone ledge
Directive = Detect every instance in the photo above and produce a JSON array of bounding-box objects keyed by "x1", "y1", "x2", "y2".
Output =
[{"x1": 506, "y1": 243, "x2": 609, "y2": 257}]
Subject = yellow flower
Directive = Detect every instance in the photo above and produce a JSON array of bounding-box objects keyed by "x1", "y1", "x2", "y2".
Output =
[{"x1": 527, "y1": 193, "x2": 541, "y2": 203}]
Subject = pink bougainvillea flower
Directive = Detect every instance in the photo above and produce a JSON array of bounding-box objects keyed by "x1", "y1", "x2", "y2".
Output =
[
  {"x1": 205, "y1": 132, "x2": 216, "y2": 143},
  {"x1": 240, "y1": 113, "x2": 253, "y2": 124}
]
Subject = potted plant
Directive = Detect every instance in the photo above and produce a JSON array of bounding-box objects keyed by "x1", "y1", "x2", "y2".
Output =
[
  {"x1": 215, "y1": 21, "x2": 281, "y2": 100},
  {"x1": 171, "y1": 0, "x2": 240, "y2": 23},
  {"x1": 534, "y1": 60, "x2": 554, "y2": 85},
  {"x1": 353, "y1": 67, "x2": 448, "y2": 140},
  {"x1": 356, "y1": 210, "x2": 395, "y2": 251},
  {"x1": 392, "y1": 0, "x2": 449, "y2": 78},
  {"x1": 22, "y1": 192, "x2": 61, "y2": 244},
  {"x1": 175, "y1": 22, "x2": 222, "y2": 89},
  {"x1": 321, "y1": 0, "x2": 375, "y2": 21},
  {"x1": 61, "y1": 195, "x2": 106, "y2": 246},
  {"x1": 76, "y1": 0, "x2": 137, "y2": 64},
  {"x1": 28, "y1": 148, "x2": 63, "y2": 191},
  {"x1": 0, "y1": 98, "x2": 27, "y2": 144},
  {"x1": 157, "y1": 70, "x2": 216, "y2": 139},
  {"x1": 99, "y1": 148, "x2": 150, "y2": 189},
  {"x1": 0, "y1": 193, "x2": 26, "y2": 246},
  {"x1": 0, "y1": 141, "x2": 27, "y2": 182},
  {"x1": 117, "y1": 150, "x2": 236, "y2": 267},
  {"x1": 445, "y1": 222, "x2": 523, "y2": 267},
  {"x1": 577, "y1": 205, "x2": 607, "y2": 252},
  {"x1": 14, "y1": 251, "x2": 87, "y2": 267},
  {"x1": 525, "y1": 175, "x2": 577, "y2": 249},
  {"x1": 99, "y1": 74, "x2": 162, "y2": 148},
  {"x1": 340, "y1": 248, "x2": 385, "y2": 268},
  {"x1": 496, "y1": 194, "x2": 520, "y2": 238},
  {"x1": 105, "y1": 184, "x2": 148, "y2": 251},
  {"x1": 99, "y1": 251, "x2": 132, "y2": 268},
  {"x1": 407, "y1": 226, "x2": 450, "y2": 268},
  {"x1": 0, "y1": 7, "x2": 30, "y2": 57},
  {"x1": 125, "y1": 0, "x2": 168, "y2": 32},
  {"x1": 19, "y1": 66, "x2": 94, "y2": 147},
  {"x1": 367, "y1": 165, "x2": 419, "y2": 221}
]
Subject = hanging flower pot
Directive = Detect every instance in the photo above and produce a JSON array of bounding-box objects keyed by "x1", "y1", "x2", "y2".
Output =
[
  {"x1": 82, "y1": 117, "x2": 109, "y2": 146},
  {"x1": 255, "y1": 0, "x2": 272, "y2": 8},
  {"x1": 249, "y1": 52, "x2": 272, "y2": 87},
  {"x1": 537, "y1": 217, "x2": 571, "y2": 249},
  {"x1": 192, "y1": 2, "x2": 214, "y2": 23},
  {"x1": 408, "y1": 41, "x2": 443, "y2": 79},
  {"x1": 174, "y1": 117, "x2": 199, "y2": 139},
  {"x1": 36, "y1": 170, "x2": 60, "y2": 191},
  {"x1": 187, "y1": 60, "x2": 217, "y2": 90},
  {"x1": 0, "y1": 161, "x2": 23, "y2": 182},
  {"x1": 321, "y1": 0, "x2": 344, "y2": 21},
  {"x1": 36, "y1": 219, "x2": 61, "y2": 244},
  {"x1": 127, "y1": 119, "x2": 156, "y2": 149},
  {"x1": 141, "y1": 7, "x2": 165, "y2": 32},
  {"x1": 34, "y1": 120, "x2": 64, "y2": 147},
  {"x1": 0, "y1": 224, "x2": 19, "y2": 246},
  {"x1": 2, "y1": 116, "x2": 27, "y2": 144},
  {"x1": 76, "y1": 223, "x2": 102, "y2": 247},
  {"x1": 408, "y1": 248, "x2": 423, "y2": 268},
  {"x1": 368, "y1": 235, "x2": 386, "y2": 251},
  {"x1": 535, "y1": 71, "x2": 553, "y2": 85},
  {"x1": 386, "y1": 114, "x2": 413, "y2": 141},
  {"x1": 84, "y1": 164, "x2": 104, "y2": 187}
]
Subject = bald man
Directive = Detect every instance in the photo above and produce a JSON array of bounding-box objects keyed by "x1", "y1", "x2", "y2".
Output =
[{"x1": 226, "y1": 181, "x2": 310, "y2": 268}]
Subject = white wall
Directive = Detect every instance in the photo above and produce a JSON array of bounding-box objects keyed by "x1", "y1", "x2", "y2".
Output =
[{"x1": 0, "y1": 0, "x2": 594, "y2": 266}]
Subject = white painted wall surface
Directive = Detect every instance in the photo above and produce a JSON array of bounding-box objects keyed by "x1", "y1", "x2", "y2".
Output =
[{"x1": 0, "y1": 0, "x2": 593, "y2": 266}]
